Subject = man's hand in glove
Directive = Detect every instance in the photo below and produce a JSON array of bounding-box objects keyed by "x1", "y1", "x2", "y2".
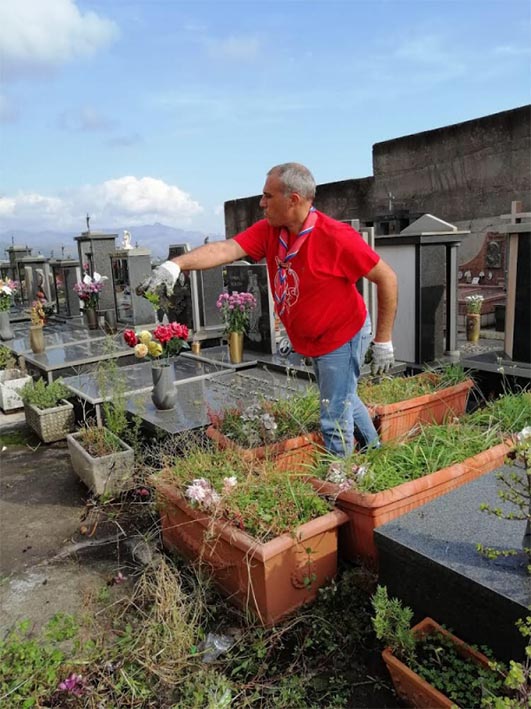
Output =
[
  {"x1": 136, "y1": 261, "x2": 181, "y2": 298},
  {"x1": 366, "y1": 341, "x2": 394, "y2": 376}
]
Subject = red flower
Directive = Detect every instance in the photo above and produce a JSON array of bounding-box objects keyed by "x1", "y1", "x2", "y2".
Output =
[
  {"x1": 170, "y1": 322, "x2": 189, "y2": 340},
  {"x1": 153, "y1": 324, "x2": 172, "y2": 344},
  {"x1": 123, "y1": 329, "x2": 138, "y2": 347}
]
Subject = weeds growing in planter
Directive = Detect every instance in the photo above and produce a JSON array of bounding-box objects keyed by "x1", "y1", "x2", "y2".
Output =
[
  {"x1": 19, "y1": 378, "x2": 71, "y2": 409},
  {"x1": 315, "y1": 420, "x2": 503, "y2": 494},
  {"x1": 467, "y1": 390, "x2": 531, "y2": 434},
  {"x1": 208, "y1": 388, "x2": 320, "y2": 448},
  {"x1": 76, "y1": 420, "x2": 126, "y2": 457},
  {"x1": 0, "y1": 345, "x2": 16, "y2": 370},
  {"x1": 371, "y1": 586, "x2": 506, "y2": 707},
  {"x1": 156, "y1": 445, "x2": 330, "y2": 541},
  {"x1": 358, "y1": 364, "x2": 469, "y2": 406}
]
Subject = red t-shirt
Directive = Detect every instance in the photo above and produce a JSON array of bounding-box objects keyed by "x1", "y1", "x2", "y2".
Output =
[{"x1": 234, "y1": 210, "x2": 380, "y2": 357}]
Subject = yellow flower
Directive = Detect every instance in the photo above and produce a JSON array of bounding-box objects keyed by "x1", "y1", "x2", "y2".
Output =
[
  {"x1": 148, "y1": 341, "x2": 163, "y2": 357},
  {"x1": 134, "y1": 343, "x2": 148, "y2": 358},
  {"x1": 138, "y1": 330, "x2": 152, "y2": 344}
]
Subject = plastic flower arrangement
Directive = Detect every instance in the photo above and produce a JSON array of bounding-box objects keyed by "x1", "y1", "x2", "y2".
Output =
[
  {"x1": 465, "y1": 294, "x2": 484, "y2": 314},
  {"x1": 30, "y1": 300, "x2": 46, "y2": 326},
  {"x1": 73, "y1": 271, "x2": 108, "y2": 310},
  {"x1": 123, "y1": 322, "x2": 190, "y2": 361},
  {"x1": 0, "y1": 279, "x2": 19, "y2": 312},
  {"x1": 216, "y1": 290, "x2": 257, "y2": 334}
]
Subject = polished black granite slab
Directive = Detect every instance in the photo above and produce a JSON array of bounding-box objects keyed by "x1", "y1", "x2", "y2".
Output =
[
  {"x1": 375, "y1": 465, "x2": 530, "y2": 662},
  {"x1": 63, "y1": 357, "x2": 227, "y2": 405},
  {"x1": 461, "y1": 349, "x2": 531, "y2": 380},
  {"x1": 126, "y1": 367, "x2": 318, "y2": 434},
  {"x1": 182, "y1": 345, "x2": 257, "y2": 370},
  {"x1": 8, "y1": 322, "x2": 111, "y2": 355}
]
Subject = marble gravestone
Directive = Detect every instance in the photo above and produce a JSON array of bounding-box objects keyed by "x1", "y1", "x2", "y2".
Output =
[{"x1": 225, "y1": 263, "x2": 276, "y2": 354}]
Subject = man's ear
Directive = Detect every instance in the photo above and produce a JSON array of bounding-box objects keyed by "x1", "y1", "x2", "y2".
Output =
[{"x1": 288, "y1": 192, "x2": 301, "y2": 207}]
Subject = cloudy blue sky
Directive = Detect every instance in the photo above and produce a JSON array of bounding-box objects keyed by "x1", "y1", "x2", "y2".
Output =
[{"x1": 1, "y1": 0, "x2": 530, "y2": 237}]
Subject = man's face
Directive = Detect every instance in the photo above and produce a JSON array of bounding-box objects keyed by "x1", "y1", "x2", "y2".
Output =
[{"x1": 259, "y1": 173, "x2": 292, "y2": 227}]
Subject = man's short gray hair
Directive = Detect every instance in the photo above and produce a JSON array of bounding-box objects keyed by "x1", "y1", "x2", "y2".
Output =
[{"x1": 268, "y1": 163, "x2": 316, "y2": 201}]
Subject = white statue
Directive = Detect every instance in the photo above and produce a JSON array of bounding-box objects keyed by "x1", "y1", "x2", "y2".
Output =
[{"x1": 122, "y1": 230, "x2": 133, "y2": 250}]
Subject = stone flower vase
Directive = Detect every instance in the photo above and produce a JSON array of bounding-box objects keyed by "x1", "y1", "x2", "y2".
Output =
[
  {"x1": 465, "y1": 313, "x2": 481, "y2": 342},
  {"x1": 228, "y1": 331, "x2": 244, "y2": 364},
  {"x1": 0, "y1": 310, "x2": 14, "y2": 341},
  {"x1": 85, "y1": 307, "x2": 98, "y2": 330},
  {"x1": 151, "y1": 361, "x2": 177, "y2": 410},
  {"x1": 29, "y1": 325, "x2": 45, "y2": 354}
]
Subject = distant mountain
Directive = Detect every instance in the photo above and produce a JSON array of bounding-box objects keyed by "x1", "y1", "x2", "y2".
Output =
[{"x1": 0, "y1": 223, "x2": 221, "y2": 262}]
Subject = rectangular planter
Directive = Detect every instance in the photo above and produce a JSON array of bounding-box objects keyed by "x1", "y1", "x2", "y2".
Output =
[
  {"x1": 382, "y1": 618, "x2": 493, "y2": 708},
  {"x1": 310, "y1": 439, "x2": 513, "y2": 567},
  {"x1": 206, "y1": 426, "x2": 322, "y2": 473},
  {"x1": 66, "y1": 430, "x2": 135, "y2": 496},
  {"x1": 24, "y1": 399, "x2": 75, "y2": 443},
  {"x1": 153, "y1": 479, "x2": 347, "y2": 626},
  {"x1": 0, "y1": 369, "x2": 32, "y2": 412},
  {"x1": 366, "y1": 376, "x2": 474, "y2": 442}
]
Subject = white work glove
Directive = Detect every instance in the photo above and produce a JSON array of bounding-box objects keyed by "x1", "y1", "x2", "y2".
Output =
[
  {"x1": 366, "y1": 341, "x2": 394, "y2": 376},
  {"x1": 136, "y1": 261, "x2": 181, "y2": 297}
]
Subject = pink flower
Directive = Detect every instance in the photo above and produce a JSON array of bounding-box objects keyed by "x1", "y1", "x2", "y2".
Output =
[{"x1": 58, "y1": 673, "x2": 86, "y2": 697}]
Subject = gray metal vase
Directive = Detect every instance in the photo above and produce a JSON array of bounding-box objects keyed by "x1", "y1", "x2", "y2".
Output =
[
  {"x1": 151, "y1": 362, "x2": 177, "y2": 410},
  {"x1": 0, "y1": 311, "x2": 14, "y2": 340}
]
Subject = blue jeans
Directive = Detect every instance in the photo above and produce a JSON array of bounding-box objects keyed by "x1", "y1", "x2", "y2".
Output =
[{"x1": 312, "y1": 314, "x2": 378, "y2": 456}]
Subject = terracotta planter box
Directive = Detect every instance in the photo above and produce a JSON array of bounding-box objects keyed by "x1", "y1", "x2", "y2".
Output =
[
  {"x1": 310, "y1": 439, "x2": 513, "y2": 567},
  {"x1": 154, "y1": 479, "x2": 347, "y2": 626},
  {"x1": 24, "y1": 399, "x2": 75, "y2": 443},
  {"x1": 67, "y1": 430, "x2": 135, "y2": 496},
  {"x1": 0, "y1": 369, "x2": 32, "y2": 412},
  {"x1": 366, "y1": 376, "x2": 474, "y2": 442},
  {"x1": 383, "y1": 617, "x2": 493, "y2": 708},
  {"x1": 206, "y1": 426, "x2": 322, "y2": 473}
]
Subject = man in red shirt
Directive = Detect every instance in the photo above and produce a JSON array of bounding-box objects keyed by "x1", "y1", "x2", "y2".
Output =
[{"x1": 139, "y1": 163, "x2": 398, "y2": 456}]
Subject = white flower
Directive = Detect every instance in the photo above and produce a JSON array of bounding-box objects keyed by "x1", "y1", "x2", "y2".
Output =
[
  {"x1": 223, "y1": 476, "x2": 238, "y2": 492},
  {"x1": 516, "y1": 426, "x2": 531, "y2": 443},
  {"x1": 82, "y1": 274, "x2": 92, "y2": 285},
  {"x1": 93, "y1": 272, "x2": 108, "y2": 282},
  {"x1": 185, "y1": 478, "x2": 220, "y2": 510},
  {"x1": 1, "y1": 285, "x2": 12, "y2": 295}
]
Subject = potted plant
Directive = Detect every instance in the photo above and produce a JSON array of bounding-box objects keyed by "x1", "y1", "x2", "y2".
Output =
[
  {"x1": 66, "y1": 421, "x2": 135, "y2": 497},
  {"x1": 0, "y1": 278, "x2": 19, "y2": 341},
  {"x1": 371, "y1": 585, "x2": 506, "y2": 708},
  {"x1": 465, "y1": 294, "x2": 484, "y2": 343},
  {"x1": 310, "y1": 417, "x2": 513, "y2": 565},
  {"x1": 358, "y1": 365, "x2": 474, "y2": 442},
  {"x1": 0, "y1": 345, "x2": 32, "y2": 412},
  {"x1": 123, "y1": 322, "x2": 189, "y2": 410},
  {"x1": 73, "y1": 268, "x2": 108, "y2": 330},
  {"x1": 151, "y1": 446, "x2": 347, "y2": 625},
  {"x1": 206, "y1": 388, "x2": 322, "y2": 472},
  {"x1": 19, "y1": 378, "x2": 75, "y2": 443},
  {"x1": 29, "y1": 300, "x2": 46, "y2": 354},
  {"x1": 216, "y1": 290, "x2": 257, "y2": 364}
]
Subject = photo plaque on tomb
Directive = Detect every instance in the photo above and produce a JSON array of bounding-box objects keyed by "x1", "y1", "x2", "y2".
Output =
[
  {"x1": 225, "y1": 263, "x2": 276, "y2": 354},
  {"x1": 111, "y1": 249, "x2": 154, "y2": 326}
]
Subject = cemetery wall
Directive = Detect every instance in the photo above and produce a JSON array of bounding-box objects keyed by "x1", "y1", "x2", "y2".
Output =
[{"x1": 224, "y1": 105, "x2": 530, "y2": 239}]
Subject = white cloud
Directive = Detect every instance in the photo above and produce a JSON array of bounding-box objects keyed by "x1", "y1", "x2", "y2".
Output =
[
  {"x1": 0, "y1": 176, "x2": 203, "y2": 231},
  {"x1": 0, "y1": 0, "x2": 119, "y2": 80}
]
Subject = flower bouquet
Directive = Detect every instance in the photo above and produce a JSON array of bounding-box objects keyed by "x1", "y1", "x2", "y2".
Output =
[
  {"x1": 0, "y1": 279, "x2": 19, "y2": 341},
  {"x1": 216, "y1": 290, "x2": 257, "y2": 334},
  {"x1": 30, "y1": 300, "x2": 46, "y2": 327},
  {"x1": 123, "y1": 322, "x2": 190, "y2": 410},
  {"x1": 216, "y1": 290, "x2": 257, "y2": 363},
  {"x1": 465, "y1": 294, "x2": 484, "y2": 314},
  {"x1": 73, "y1": 271, "x2": 107, "y2": 310},
  {"x1": 0, "y1": 279, "x2": 19, "y2": 312}
]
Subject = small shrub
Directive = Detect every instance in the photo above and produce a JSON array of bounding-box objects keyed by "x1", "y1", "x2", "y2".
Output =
[
  {"x1": 0, "y1": 345, "x2": 16, "y2": 370},
  {"x1": 19, "y1": 378, "x2": 71, "y2": 410}
]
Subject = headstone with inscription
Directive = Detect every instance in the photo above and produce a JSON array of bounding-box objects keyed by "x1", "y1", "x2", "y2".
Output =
[{"x1": 225, "y1": 263, "x2": 276, "y2": 354}]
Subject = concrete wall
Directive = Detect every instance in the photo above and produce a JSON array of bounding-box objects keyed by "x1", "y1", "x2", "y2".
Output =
[{"x1": 224, "y1": 105, "x2": 531, "y2": 243}]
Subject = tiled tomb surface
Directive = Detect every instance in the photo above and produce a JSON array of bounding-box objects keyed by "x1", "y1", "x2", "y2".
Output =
[
  {"x1": 126, "y1": 367, "x2": 318, "y2": 435},
  {"x1": 375, "y1": 465, "x2": 530, "y2": 663}
]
